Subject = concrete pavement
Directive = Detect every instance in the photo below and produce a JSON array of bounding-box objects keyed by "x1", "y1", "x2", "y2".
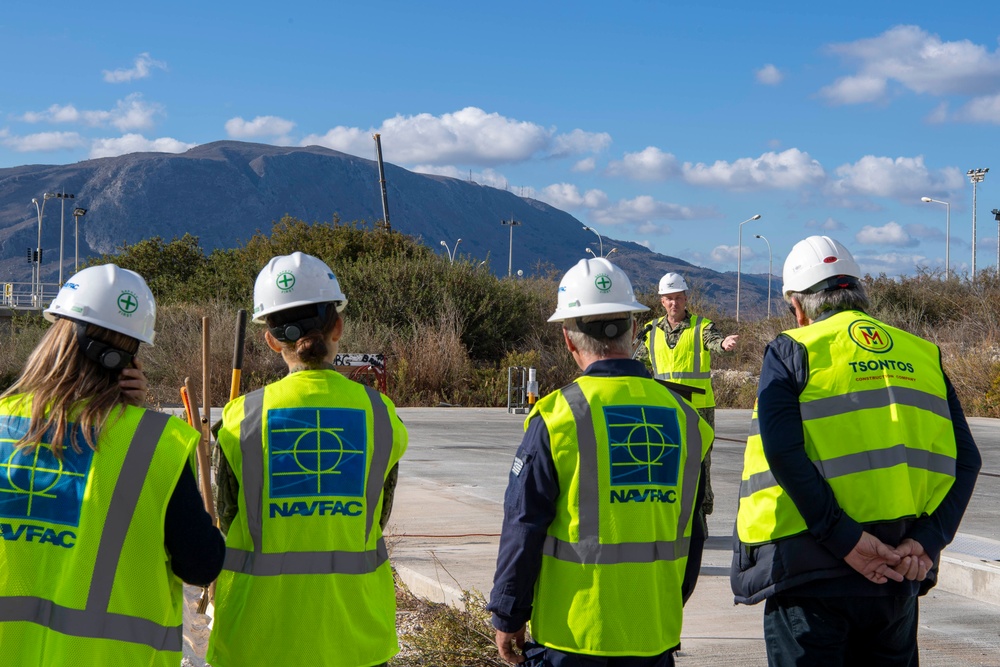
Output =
[{"x1": 387, "y1": 407, "x2": 1000, "y2": 666}]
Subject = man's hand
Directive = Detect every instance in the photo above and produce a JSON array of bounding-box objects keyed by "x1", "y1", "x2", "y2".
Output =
[
  {"x1": 844, "y1": 531, "x2": 904, "y2": 584},
  {"x1": 495, "y1": 626, "x2": 526, "y2": 664},
  {"x1": 118, "y1": 358, "x2": 148, "y2": 405},
  {"x1": 721, "y1": 334, "x2": 739, "y2": 351},
  {"x1": 893, "y1": 538, "x2": 933, "y2": 581}
]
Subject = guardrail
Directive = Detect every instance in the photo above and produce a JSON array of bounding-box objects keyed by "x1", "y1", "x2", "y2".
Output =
[{"x1": 1, "y1": 282, "x2": 60, "y2": 310}]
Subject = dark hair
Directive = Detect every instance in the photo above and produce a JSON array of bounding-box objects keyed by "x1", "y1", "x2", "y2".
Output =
[{"x1": 266, "y1": 303, "x2": 340, "y2": 366}]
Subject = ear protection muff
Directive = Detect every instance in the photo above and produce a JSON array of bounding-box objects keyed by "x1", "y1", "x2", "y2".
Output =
[
  {"x1": 267, "y1": 303, "x2": 330, "y2": 343},
  {"x1": 574, "y1": 317, "x2": 631, "y2": 340},
  {"x1": 75, "y1": 322, "x2": 133, "y2": 371}
]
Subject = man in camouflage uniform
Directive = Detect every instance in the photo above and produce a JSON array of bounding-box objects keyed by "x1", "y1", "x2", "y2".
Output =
[{"x1": 637, "y1": 272, "x2": 738, "y2": 530}]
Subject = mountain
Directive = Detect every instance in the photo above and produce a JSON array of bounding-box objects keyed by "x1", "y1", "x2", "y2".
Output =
[{"x1": 0, "y1": 141, "x2": 774, "y2": 315}]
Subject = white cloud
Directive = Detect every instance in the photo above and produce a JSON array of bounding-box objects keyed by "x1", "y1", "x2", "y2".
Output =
[
  {"x1": 19, "y1": 94, "x2": 163, "y2": 131},
  {"x1": 3, "y1": 131, "x2": 86, "y2": 152},
  {"x1": 606, "y1": 146, "x2": 679, "y2": 181},
  {"x1": 410, "y1": 164, "x2": 511, "y2": 188},
  {"x1": 905, "y1": 222, "x2": 946, "y2": 242},
  {"x1": 955, "y1": 94, "x2": 1000, "y2": 124},
  {"x1": 89, "y1": 134, "x2": 196, "y2": 159},
  {"x1": 855, "y1": 252, "x2": 930, "y2": 276},
  {"x1": 300, "y1": 107, "x2": 603, "y2": 166},
  {"x1": 103, "y1": 53, "x2": 167, "y2": 83},
  {"x1": 806, "y1": 217, "x2": 846, "y2": 231},
  {"x1": 572, "y1": 156, "x2": 596, "y2": 172},
  {"x1": 828, "y1": 154, "x2": 962, "y2": 201},
  {"x1": 819, "y1": 25, "x2": 1000, "y2": 105},
  {"x1": 711, "y1": 244, "x2": 755, "y2": 263},
  {"x1": 756, "y1": 64, "x2": 784, "y2": 85},
  {"x1": 590, "y1": 195, "x2": 715, "y2": 226},
  {"x1": 225, "y1": 115, "x2": 296, "y2": 141},
  {"x1": 683, "y1": 148, "x2": 826, "y2": 191},
  {"x1": 855, "y1": 221, "x2": 918, "y2": 247},
  {"x1": 538, "y1": 183, "x2": 608, "y2": 210}
]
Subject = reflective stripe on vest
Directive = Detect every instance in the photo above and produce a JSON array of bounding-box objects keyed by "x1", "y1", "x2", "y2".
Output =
[
  {"x1": 648, "y1": 316, "x2": 711, "y2": 381},
  {"x1": 540, "y1": 382, "x2": 701, "y2": 565},
  {"x1": 223, "y1": 386, "x2": 392, "y2": 576},
  {"x1": 0, "y1": 411, "x2": 182, "y2": 652}
]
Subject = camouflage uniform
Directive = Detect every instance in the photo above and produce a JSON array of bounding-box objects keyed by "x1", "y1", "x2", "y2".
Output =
[{"x1": 637, "y1": 312, "x2": 729, "y2": 529}]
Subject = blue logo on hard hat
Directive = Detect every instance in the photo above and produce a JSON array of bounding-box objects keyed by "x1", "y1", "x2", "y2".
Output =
[
  {"x1": 0, "y1": 416, "x2": 93, "y2": 527},
  {"x1": 268, "y1": 408, "x2": 366, "y2": 499},
  {"x1": 606, "y1": 405, "x2": 681, "y2": 487}
]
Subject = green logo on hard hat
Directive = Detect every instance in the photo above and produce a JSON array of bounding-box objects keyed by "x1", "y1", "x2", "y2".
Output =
[
  {"x1": 117, "y1": 290, "x2": 138, "y2": 317},
  {"x1": 594, "y1": 274, "x2": 612, "y2": 293},
  {"x1": 276, "y1": 271, "x2": 296, "y2": 293}
]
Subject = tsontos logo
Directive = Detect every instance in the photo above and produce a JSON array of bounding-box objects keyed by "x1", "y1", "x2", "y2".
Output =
[{"x1": 848, "y1": 319, "x2": 894, "y2": 353}]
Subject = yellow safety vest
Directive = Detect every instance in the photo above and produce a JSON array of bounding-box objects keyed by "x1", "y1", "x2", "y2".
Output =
[
  {"x1": 737, "y1": 311, "x2": 957, "y2": 545},
  {"x1": 529, "y1": 375, "x2": 711, "y2": 656},
  {"x1": 0, "y1": 396, "x2": 197, "y2": 667},
  {"x1": 645, "y1": 315, "x2": 715, "y2": 408},
  {"x1": 207, "y1": 370, "x2": 408, "y2": 667}
]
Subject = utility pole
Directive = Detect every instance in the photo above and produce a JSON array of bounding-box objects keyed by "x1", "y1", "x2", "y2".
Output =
[
  {"x1": 968, "y1": 168, "x2": 988, "y2": 278},
  {"x1": 373, "y1": 133, "x2": 392, "y2": 232}
]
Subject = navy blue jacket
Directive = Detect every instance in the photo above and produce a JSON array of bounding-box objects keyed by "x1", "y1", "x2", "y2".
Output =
[
  {"x1": 488, "y1": 358, "x2": 706, "y2": 632},
  {"x1": 732, "y1": 311, "x2": 981, "y2": 603}
]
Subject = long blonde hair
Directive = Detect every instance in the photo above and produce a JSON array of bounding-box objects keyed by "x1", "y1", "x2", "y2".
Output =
[{"x1": 1, "y1": 318, "x2": 142, "y2": 458}]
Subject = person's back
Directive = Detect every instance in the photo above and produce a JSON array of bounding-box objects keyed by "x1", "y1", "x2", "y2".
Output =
[
  {"x1": 207, "y1": 252, "x2": 407, "y2": 667},
  {"x1": 0, "y1": 264, "x2": 223, "y2": 667}
]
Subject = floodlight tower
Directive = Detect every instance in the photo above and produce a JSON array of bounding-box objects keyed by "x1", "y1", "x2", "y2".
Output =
[{"x1": 968, "y1": 168, "x2": 989, "y2": 277}]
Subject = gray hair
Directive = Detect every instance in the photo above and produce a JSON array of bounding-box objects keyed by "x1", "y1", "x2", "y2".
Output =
[
  {"x1": 564, "y1": 313, "x2": 634, "y2": 357},
  {"x1": 787, "y1": 285, "x2": 869, "y2": 320}
]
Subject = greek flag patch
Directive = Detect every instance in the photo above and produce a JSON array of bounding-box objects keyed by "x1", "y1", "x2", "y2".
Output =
[{"x1": 511, "y1": 456, "x2": 524, "y2": 476}]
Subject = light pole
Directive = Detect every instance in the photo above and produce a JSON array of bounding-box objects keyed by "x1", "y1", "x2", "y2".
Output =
[
  {"x1": 582, "y1": 225, "x2": 603, "y2": 257},
  {"x1": 968, "y1": 168, "x2": 988, "y2": 278},
  {"x1": 54, "y1": 192, "x2": 75, "y2": 287},
  {"x1": 439, "y1": 238, "x2": 461, "y2": 264},
  {"x1": 501, "y1": 218, "x2": 521, "y2": 277},
  {"x1": 993, "y1": 208, "x2": 1000, "y2": 277},
  {"x1": 585, "y1": 247, "x2": 597, "y2": 258},
  {"x1": 755, "y1": 234, "x2": 772, "y2": 319},
  {"x1": 606, "y1": 248, "x2": 618, "y2": 258},
  {"x1": 736, "y1": 214, "x2": 761, "y2": 323},
  {"x1": 920, "y1": 197, "x2": 951, "y2": 280},
  {"x1": 31, "y1": 192, "x2": 57, "y2": 306},
  {"x1": 73, "y1": 207, "x2": 87, "y2": 272}
]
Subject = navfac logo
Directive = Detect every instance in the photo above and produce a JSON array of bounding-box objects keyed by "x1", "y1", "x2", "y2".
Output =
[
  {"x1": 0, "y1": 416, "x2": 93, "y2": 527},
  {"x1": 268, "y1": 407, "x2": 366, "y2": 499},
  {"x1": 605, "y1": 405, "x2": 681, "y2": 486},
  {"x1": 848, "y1": 319, "x2": 894, "y2": 353}
]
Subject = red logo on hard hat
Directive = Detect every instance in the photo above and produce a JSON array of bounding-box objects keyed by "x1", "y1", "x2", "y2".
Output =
[{"x1": 823, "y1": 256, "x2": 838, "y2": 263}]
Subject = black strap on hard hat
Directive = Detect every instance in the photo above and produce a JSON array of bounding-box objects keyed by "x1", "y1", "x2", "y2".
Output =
[
  {"x1": 574, "y1": 317, "x2": 631, "y2": 340},
  {"x1": 801, "y1": 274, "x2": 860, "y2": 295},
  {"x1": 267, "y1": 302, "x2": 333, "y2": 342},
  {"x1": 74, "y1": 322, "x2": 134, "y2": 371}
]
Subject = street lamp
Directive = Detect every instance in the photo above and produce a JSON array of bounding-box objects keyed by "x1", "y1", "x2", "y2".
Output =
[
  {"x1": 54, "y1": 192, "x2": 75, "y2": 287},
  {"x1": 585, "y1": 247, "x2": 597, "y2": 258},
  {"x1": 73, "y1": 207, "x2": 87, "y2": 272},
  {"x1": 439, "y1": 238, "x2": 461, "y2": 264},
  {"x1": 31, "y1": 192, "x2": 57, "y2": 306},
  {"x1": 736, "y1": 214, "x2": 761, "y2": 323},
  {"x1": 606, "y1": 248, "x2": 618, "y2": 258},
  {"x1": 582, "y1": 225, "x2": 603, "y2": 257},
  {"x1": 755, "y1": 234, "x2": 772, "y2": 319},
  {"x1": 968, "y1": 168, "x2": 989, "y2": 277},
  {"x1": 501, "y1": 218, "x2": 521, "y2": 277},
  {"x1": 921, "y1": 197, "x2": 951, "y2": 280},
  {"x1": 993, "y1": 208, "x2": 1000, "y2": 277}
]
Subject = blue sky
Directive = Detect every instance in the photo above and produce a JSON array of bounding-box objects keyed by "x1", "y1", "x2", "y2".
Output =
[{"x1": 2, "y1": 1, "x2": 999, "y2": 278}]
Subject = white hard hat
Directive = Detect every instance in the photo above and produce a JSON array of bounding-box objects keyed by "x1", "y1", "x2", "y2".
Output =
[
  {"x1": 253, "y1": 252, "x2": 347, "y2": 323},
  {"x1": 782, "y1": 236, "x2": 862, "y2": 295},
  {"x1": 548, "y1": 257, "x2": 649, "y2": 323},
  {"x1": 44, "y1": 264, "x2": 157, "y2": 345},
  {"x1": 658, "y1": 272, "x2": 688, "y2": 295}
]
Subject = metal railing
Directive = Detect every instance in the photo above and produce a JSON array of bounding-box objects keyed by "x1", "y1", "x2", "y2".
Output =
[{"x1": 1, "y1": 282, "x2": 60, "y2": 310}]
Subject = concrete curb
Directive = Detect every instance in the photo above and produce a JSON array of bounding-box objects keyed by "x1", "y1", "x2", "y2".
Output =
[
  {"x1": 938, "y1": 553, "x2": 1000, "y2": 606},
  {"x1": 395, "y1": 564, "x2": 469, "y2": 611}
]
